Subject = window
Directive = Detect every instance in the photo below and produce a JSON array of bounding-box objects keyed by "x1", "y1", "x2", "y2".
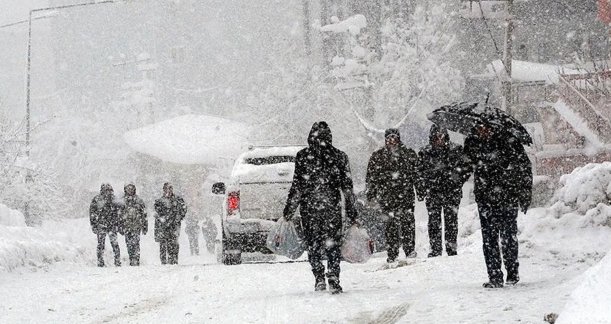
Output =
[{"x1": 244, "y1": 156, "x2": 295, "y2": 165}]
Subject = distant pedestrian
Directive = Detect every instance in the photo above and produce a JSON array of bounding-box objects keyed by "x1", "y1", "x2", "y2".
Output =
[
  {"x1": 185, "y1": 215, "x2": 200, "y2": 256},
  {"x1": 366, "y1": 128, "x2": 420, "y2": 263},
  {"x1": 201, "y1": 216, "x2": 218, "y2": 254},
  {"x1": 89, "y1": 183, "x2": 121, "y2": 267},
  {"x1": 464, "y1": 123, "x2": 532, "y2": 288},
  {"x1": 284, "y1": 121, "x2": 359, "y2": 294},
  {"x1": 154, "y1": 183, "x2": 187, "y2": 265},
  {"x1": 417, "y1": 125, "x2": 471, "y2": 257},
  {"x1": 119, "y1": 184, "x2": 147, "y2": 266}
]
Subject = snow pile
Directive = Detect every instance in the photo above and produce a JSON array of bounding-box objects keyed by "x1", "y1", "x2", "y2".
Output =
[
  {"x1": 549, "y1": 162, "x2": 611, "y2": 226},
  {"x1": 556, "y1": 248, "x2": 611, "y2": 324},
  {"x1": 0, "y1": 205, "x2": 91, "y2": 272},
  {"x1": 0, "y1": 203, "x2": 26, "y2": 226},
  {"x1": 124, "y1": 114, "x2": 251, "y2": 165},
  {"x1": 320, "y1": 14, "x2": 367, "y2": 35}
]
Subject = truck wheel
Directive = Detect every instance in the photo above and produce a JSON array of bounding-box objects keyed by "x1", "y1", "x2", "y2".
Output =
[{"x1": 222, "y1": 232, "x2": 242, "y2": 265}]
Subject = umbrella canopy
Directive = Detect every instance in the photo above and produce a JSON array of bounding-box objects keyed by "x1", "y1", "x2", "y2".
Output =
[{"x1": 427, "y1": 102, "x2": 533, "y2": 145}]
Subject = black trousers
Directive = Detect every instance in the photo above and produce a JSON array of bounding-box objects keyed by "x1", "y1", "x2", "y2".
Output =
[
  {"x1": 478, "y1": 205, "x2": 519, "y2": 283},
  {"x1": 125, "y1": 232, "x2": 141, "y2": 266},
  {"x1": 159, "y1": 238, "x2": 180, "y2": 265},
  {"x1": 307, "y1": 236, "x2": 341, "y2": 281},
  {"x1": 385, "y1": 206, "x2": 415, "y2": 261},
  {"x1": 426, "y1": 199, "x2": 459, "y2": 256},
  {"x1": 97, "y1": 232, "x2": 120, "y2": 267}
]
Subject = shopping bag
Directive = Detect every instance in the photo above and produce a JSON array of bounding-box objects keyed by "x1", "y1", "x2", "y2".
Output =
[
  {"x1": 341, "y1": 225, "x2": 374, "y2": 263},
  {"x1": 266, "y1": 217, "x2": 305, "y2": 260}
]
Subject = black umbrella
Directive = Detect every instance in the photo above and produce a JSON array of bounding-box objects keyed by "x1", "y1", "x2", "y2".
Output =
[{"x1": 427, "y1": 102, "x2": 533, "y2": 145}]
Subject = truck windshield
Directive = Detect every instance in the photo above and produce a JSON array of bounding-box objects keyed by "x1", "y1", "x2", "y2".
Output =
[{"x1": 244, "y1": 156, "x2": 295, "y2": 165}]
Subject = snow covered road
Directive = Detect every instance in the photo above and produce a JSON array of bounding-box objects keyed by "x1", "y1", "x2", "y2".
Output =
[
  {"x1": 0, "y1": 244, "x2": 598, "y2": 324},
  {"x1": 2, "y1": 163, "x2": 610, "y2": 323}
]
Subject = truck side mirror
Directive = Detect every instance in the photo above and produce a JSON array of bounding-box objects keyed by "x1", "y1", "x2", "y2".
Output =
[{"x1": 212, "y1": 182, "x2": 226, "y2": 195}]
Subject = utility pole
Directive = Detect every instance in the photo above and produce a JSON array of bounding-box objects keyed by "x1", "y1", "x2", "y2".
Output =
[
  {"x1": 23, "y1": 0, "x2": 117, "y2": 225},
  {"x1": 502, "y1": 0, "x2": 514, "y2": 113}
]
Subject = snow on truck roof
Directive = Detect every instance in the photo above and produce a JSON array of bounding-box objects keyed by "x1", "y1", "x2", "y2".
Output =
[
  {"x1": 238, "y1": 145, "x2": 305, "y2": 160},
  {"x1": 123, "y1": 114, "x2": 250, "y2": 165}
]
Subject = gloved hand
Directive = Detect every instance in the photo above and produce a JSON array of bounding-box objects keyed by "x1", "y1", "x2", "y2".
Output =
[
  {"x1": 91, "y1": 226, "x2": 99, "y2": 235},
  {"x1": 283, "y1": 214, "x2": 293, "y2": 222},
  {"x1": 351, "y1": 219, "x2": 363, "y2": 227},
  {"x1": 520, "y1": 204, "x2": 529, "y2": 214},
  {"x1": 142, "y1": 227, "x2": 148, "y2": 235}
]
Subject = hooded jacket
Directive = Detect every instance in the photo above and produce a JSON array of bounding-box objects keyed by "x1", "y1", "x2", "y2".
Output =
[
  {"x1": 417, "y1": 125, "x2": 472, "y2": 203},
  {"x1": 90, "y1": 185, "x2": 121, "y2": 233},
  {"x1": 119, "y1": 185, "x2": 148, "y2": 235},
  {"x1": 464, "y1": 128, "x2": 532, "y2": 210},
  {"x1": 154, "y1": 193, "x2": 187, "y2": 242},
  {"x1": 365, "y1": 131, "x2": 419, "y2": 211},
  {"x1": 283, "y1": 121, "x2": 358, "y2": 245}
]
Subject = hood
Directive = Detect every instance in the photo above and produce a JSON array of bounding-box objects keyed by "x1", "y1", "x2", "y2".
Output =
[
  {"x1": 307, "y1": 121, "x2": 333, "y2": 148},
  {"x1": 429, "y1": 124, "x2": 450, "y2": 147}
]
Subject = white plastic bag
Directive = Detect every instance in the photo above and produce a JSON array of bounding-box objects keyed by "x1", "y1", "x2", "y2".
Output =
[
  {"x1": 341, "y1": 225, "x2": 374, "y2": 263},
  {"x1": 266, "y1": 217, "x2": 305, "y2": 260}
]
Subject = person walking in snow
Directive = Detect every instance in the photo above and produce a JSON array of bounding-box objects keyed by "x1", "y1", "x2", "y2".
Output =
[
  {"x1": 464, "y1": 123, "x2": 532, "y2": 288},
  {"x1": 417, "y1": 125, "x2": 471, "y2": 257},
  {"x1": 90, "y1": 183, "x2": 122, "y2": 267},
  {"x1": 154, "y1": 183, "x2": 187, "y2": 265},
  {"x1": 201, "y1": 216, "x2": 218, "y2": 254},
  {"x1": 185, "y1": 215, "x2": 200, "y2": 256},
  {"x1": 283, "y1": 121, "x2": 359, "y2": 294},
  {"x1": 365, "y1": 128, "x2": 420, "y2": 263},
  {"x1": 119, "y1": 184, "x2": 147, "y2": 266}
]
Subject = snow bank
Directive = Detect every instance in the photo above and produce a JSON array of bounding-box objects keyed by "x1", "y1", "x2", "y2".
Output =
[
  {"x1": 0, "y1": 203, "x2": 26, "y2": 226},
  {"x1": 550, "y1": 162, "x2": 611, "y2": 221},
  {"x1": 123, "y1": 114, "x2": 251, "y2": 165},
  {"x1": 0, "y1": 205, "x2": 91, "y2": 272},
  {"x1": 556, "y1": 248, "x2": 611, "y2": 324}
]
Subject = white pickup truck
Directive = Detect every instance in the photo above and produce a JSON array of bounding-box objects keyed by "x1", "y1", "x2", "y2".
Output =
[{"x1": 212, "y1": 145, "x2": 304, "y2": 265}]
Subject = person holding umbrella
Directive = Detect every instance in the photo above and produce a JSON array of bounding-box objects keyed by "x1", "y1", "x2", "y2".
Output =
[{"x1": 429, "y1": 103, "x2": 533, "y2": 288}]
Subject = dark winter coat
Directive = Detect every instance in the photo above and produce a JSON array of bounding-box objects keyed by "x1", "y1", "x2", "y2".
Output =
[
  {"x1": 119, "y1": 195, "x2": 148, "y2": 235},
  {"x1": 417, "y1": 125, "x2": 472, "y2": 205},
  {"x1": 464, "y1": 130, "x2": 533, "y2": 211},
  {"x1": 283, "y1": 122, "x2": 358, "y2": 246},
  {"x1": 154, "y1": 195, "x2": 187, "y2": 242},
  {"x1": 365, "y1": 143, "x2": 419, "y2": 212},
  {"x1": 90, "y1": 193, "x2": 121, "y2": 234}
]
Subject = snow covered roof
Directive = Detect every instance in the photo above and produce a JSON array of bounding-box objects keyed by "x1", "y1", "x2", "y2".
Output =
[
  {"x1": 487, "y1": 60, "x2": 581, "y2": 84},
  {"x1": 123, "y1": 114, "x2": 251, "y2": 165}
]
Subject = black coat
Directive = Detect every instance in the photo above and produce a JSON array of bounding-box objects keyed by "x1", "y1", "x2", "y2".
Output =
[
  {"x1": 365, "y1": 143, "x2": 419, "y2": 212},
  {"x1": 283, "y1": 122, "x2": 357, "y2": 246},
  {"x1": 90, "y1": 194, "x2": 120, "y2": 234},
  {"x1": 464, "y1": 131, "x2": 532, "y2": 210},
  {"x1": 119, "y1": 195, "x2": 148, "y2": 235},
  {"x1": 417, "y1": 125, "x2": 472, "y2": 204},
  {"x1": 154, "y1": 195, "x2": 187, "y2": 242}
]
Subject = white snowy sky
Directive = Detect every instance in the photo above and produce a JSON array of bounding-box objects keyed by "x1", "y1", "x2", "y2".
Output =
[{"x1": 0, "y1": 0, "x2": 47, "y2": 26}]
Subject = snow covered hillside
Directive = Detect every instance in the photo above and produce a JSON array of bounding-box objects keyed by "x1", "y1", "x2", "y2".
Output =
[{"x1": 0, "y1": 163, "x2": 610, "y2": 323}]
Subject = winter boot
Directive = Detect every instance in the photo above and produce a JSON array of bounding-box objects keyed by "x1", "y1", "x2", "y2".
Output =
[
  {"x1": 482, "y1": 281, "x2": 503, "y2": 289},
  {"x1": 327, "y1": 273, "x2": 343, "y2": 294},
  {"x1": 506, "y1": 273, "x2": 520, "y2": 286},
  {"x1": 314, "y1": 274, "x2": 326, "y2": 292},
  {"x1": 427, "y1": 251, "x2": 441, "y2": 258},
  {"x1": 406, "y1": 251, "x2": 417, "y2": 258}
]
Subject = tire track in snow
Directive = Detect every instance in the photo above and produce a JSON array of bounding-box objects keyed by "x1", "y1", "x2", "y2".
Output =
[{"x1": 349, "y1": 302, "x2": 410, "y2": 324}]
